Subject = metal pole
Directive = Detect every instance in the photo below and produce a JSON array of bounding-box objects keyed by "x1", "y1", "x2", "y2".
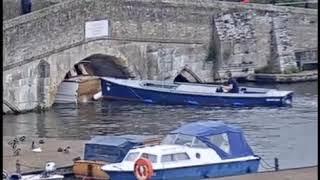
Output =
[
  {"x1": 16, "y1": 159, "x2": 21, "y2": 174},
  {"x1": 274, "y1": 157, "x2": 279, "y2": 171}
]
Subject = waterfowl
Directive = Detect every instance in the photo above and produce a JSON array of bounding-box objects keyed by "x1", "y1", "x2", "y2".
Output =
[
  {"x1": 8, "y1": 137, "x2": 19, "y2": 146},
  {"x1": 73, "y1": 156, "x2": 81, "y2": 162},
  {"x1": 11, "y1": 142, "x2": 17, "y2": 150},
  {"x1": 32, "y1": 142, "x2": 42, "y2": 153},
  {"x1": 63, "y1": 146, "x2": 71, "y2": 153},
  {"x1": 19, "y1": 136, "x2": 26, "y2": 142},
  {"x1": 13, "y1": 148, "x2": 21, "y2": 156},
  {"x1": 31, "y1": 141, "x2": 35, "y2": 149},
  {"x1": 32, "y1": 147, "x2": 42, "y2": 153}
]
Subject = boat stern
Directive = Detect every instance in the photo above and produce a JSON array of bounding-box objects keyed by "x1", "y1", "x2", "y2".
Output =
[
  {"x1": 101, "y1": 163, "x2": 137, "y2": 180},
  {"x1": 266, "y1": 90, "x2": 294, "y2": 106},
  {"x1": 281, "y1": 91, "x2": 294, "y2": 106}
]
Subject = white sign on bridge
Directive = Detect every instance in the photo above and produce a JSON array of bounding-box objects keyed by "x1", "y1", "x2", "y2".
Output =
[{"x1": 85, "y1": 20, "x2": 109, "y2": 39}]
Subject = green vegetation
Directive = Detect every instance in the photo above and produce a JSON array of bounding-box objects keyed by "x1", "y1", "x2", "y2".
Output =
[
  {"x1": 206, "y1": 45, "x2": 217, "y2": 62},
  {"x1": 283, "y1": 65, "x2": 300, "y2": 74}
]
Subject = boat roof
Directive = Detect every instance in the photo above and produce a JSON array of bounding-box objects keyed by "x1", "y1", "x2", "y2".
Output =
[
  {"x1": 86, "y1": 135, "x2": 144, "y2": 147},
  {"x1": 170, "y1": 121, "x2": 242, "y2": 136},
  {"x1": 170, "y1": 121, "x2": 255, "y2": 159}
]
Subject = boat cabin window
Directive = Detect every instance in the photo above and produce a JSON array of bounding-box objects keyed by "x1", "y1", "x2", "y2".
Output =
[
  {"x1": 208, "y1": 133, "x2": 230, "y2": 154},
  {"x1": 124, "y1": 152, "x2": 140, "y2": 162},
  {"x1": 140, "y1": 153, "x2": 157, "y2": 163},
  {"x1": 161, "y1": 152, "x2": 190, "y2": 162}
]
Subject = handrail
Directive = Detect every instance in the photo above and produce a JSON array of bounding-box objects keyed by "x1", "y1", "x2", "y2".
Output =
[
  {"x1": 275, "y1": 1, "x2": 317, "y2": 6},
  {"x1": 3, "y1": 99, "x2": 21, "y2": 114}
]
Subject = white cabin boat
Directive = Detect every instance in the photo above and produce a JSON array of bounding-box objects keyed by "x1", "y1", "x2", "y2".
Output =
[{"x1": 101, "y1": 121, "x2": 260, "y2": 180}]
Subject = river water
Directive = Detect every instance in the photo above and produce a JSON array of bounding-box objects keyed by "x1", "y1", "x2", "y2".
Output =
[{"x1": 3, "y1": 81, "x2": 318, "y2": 170}]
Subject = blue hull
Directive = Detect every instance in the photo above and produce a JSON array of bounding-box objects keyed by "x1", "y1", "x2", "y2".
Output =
[
  {"x1": 101, "y1": 79, "x2": 293, "y2": 107},
  {"x1": 105, "y1": 158, "x2": 260, "y2": 180}
]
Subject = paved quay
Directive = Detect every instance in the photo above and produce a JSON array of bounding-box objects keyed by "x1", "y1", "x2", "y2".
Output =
[
  {"x1": 214, "y1": 166, "x2": 318, "y2": 180},
  {"x1": 3, "y1": 136, "x2": 86, "y2": 174}
]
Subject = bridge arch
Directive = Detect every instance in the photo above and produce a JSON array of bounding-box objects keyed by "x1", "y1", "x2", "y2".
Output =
[
  {"x1": 42, "y1": 41, "x2": 137, "y2": 109},
  {"x1": 172, "y1": 65, "x2": 204, "y2": 83}
]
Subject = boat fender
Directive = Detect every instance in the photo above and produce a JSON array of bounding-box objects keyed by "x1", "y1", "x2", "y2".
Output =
[
  {"x1": 93, "y1": 91, "x2": 102, "y2": 100},
  {"x1": 134, "y1": 158, "x2": 154, "y2": 180}
]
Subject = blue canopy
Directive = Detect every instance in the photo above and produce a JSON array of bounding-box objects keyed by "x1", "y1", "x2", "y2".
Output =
[
  {"x1": 86, "y1": 136, "x2": 143, "y2": 146},
  {"x1": 84, "y1": 136, "x2": 143, "y2": 162},
  {"x1": 170, "y1": 121, "x2": 254, "y2": 159}
]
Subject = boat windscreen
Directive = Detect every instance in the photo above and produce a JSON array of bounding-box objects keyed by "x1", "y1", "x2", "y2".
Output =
[
  {"x1": 161, "y1": 134, "x2": 177, "y2": 144},
  {"x1": 161, "y1": 134, "x2": 208, "y2": 148},
  {"x1": 124, "y1": 152, "x2": 140, "y2": 161}
]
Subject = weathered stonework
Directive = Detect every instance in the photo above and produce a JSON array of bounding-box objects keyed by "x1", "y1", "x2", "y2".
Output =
[
  {"x1": 212, "y1": 11, "x2": 257, "y2": 78},
  {"x1": 3, "y1": 0, "x2": 64, "y2": 20},
  {"x1": 3, "y1": 40, "x2": 209, "y2": 113},
  {"x1": 270, "y1": 12, "x2": 298, "y2": 73}
]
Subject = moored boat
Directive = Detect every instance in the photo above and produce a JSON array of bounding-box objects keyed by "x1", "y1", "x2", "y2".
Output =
[
  {"x1": 101, "y1": 121, "x2": 261, "y2": 180},
  {"x1": 54, "y1": 76, "x2": 101, "y2": 104},
  {"x1": 100, "y1": 77, "x2": 293, "y2": 107},
  {"x1": 4, "y1": 162, "x2": 64, "y2": 180},
  {"x1": 73, "y1": 135, "x2": 162, "y2": 179}
]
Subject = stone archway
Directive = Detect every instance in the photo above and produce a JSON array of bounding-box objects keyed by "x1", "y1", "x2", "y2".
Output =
[
  {"x1": 173, "y1": 66, "x2": 204, "y2": 83},
  {"x1": 54, "y1": 53, "x2": 137, "y2": 104},
  {"x1": 78, "y1": 54, "x2": 134, "y2": 78},
  {"x1": 45, "y1": 42, "x2": 137, "y2": 108}
]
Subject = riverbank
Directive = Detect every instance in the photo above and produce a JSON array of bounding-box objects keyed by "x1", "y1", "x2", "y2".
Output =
[
  {"x1": 3, "y1": 137, "x2": 317, "y2": 179},
  {"x1": 3, "y1": 136, "x2": 85, "y2": 174},
  {"x1": 245, "y1": 70, "x2": 317, "y2": 83}
]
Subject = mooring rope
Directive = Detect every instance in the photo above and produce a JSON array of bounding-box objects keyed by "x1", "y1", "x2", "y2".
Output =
[
  {"x1": 259, "y1": 156, "x2": 276, "y2": 170},
  {"x1": 128, "y1": 87, "x2": 144, "y2": 101}
]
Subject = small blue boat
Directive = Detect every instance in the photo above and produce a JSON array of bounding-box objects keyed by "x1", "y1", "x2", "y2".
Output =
[
  {"x1": 100, "y1": 77, "x2": 293, "y2": 107},
  {"x1": 101, "y1": 121, "x2": 260, "y2": 180}
]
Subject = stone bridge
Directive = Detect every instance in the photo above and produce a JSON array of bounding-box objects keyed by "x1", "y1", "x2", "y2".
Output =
[{"x1": 3, "y1": 0, "x2": 317, "y2": 113}]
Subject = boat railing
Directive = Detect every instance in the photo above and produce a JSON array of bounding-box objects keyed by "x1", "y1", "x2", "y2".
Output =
[{"x1": 3, "y1": 170, "x2": 8, "y2": 179}]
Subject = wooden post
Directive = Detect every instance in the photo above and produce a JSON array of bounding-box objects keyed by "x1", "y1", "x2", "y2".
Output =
[{"x1": 16, "y1": 159, "x2": 21, "y2": 174}]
